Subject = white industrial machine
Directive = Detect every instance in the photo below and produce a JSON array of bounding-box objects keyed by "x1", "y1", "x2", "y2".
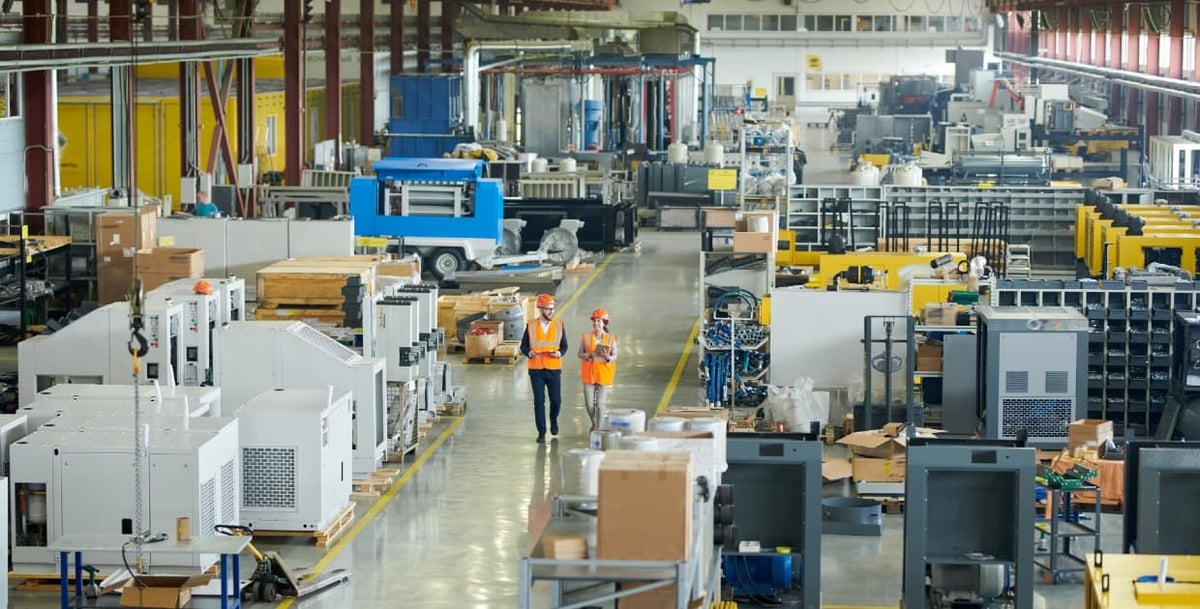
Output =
[
  {"x1": 236, "y1": 388, "x2": 353, "y2": 531},
  {"x1": 393, "y1": 284, "x2": 450, "y2": 419},
  {"x1": 375, "y1": 296, "x2": 422, "y2": 382},
  {"x1": 19, "y1": 384, "x2": 220, "y2": 429},
  {"x1": 154, "y1": 276, "x2": 246, "y2": 324},
  {"x1": 148, "y1": 284, "x2": 219, "y2": 386},
  {"x1": 10, "y1": 420, "x2": 240, "y2": 571},
  {"x1": 17, "y1": 300, "x2": 184, "y2": 406},
  {"x1": 0, "y1": 479, "x2": 7, "y2": 609},
  {"x1": 0, "y1": 415, "x2": 28, "y2": 476},
  {"x1": 214, "y1": 321, "x2": 387, "y2": 476}
]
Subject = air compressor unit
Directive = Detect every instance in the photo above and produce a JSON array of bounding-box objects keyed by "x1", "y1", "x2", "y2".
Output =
[
  {"x1": 18, "y1": 300, "x2": 184, "y2": 406},
  {"x1": 977, "y1": 306, "x2": 1088, "y2": 447},
  {"x1": 236, "y1": 388, "x2": 353, "y2": 532},
  {"x1": 214, "y1": 321, "x2": 387, "y2": 477},
  {"x1": 9, "y1": 420, "x2": 240, "y2": 571},
  {"x1": 147, "y1": 285, "x2": 220, "y2": 386},
  {"x1": 24, "y1": 383, "x2": 223, "y2": 420}
]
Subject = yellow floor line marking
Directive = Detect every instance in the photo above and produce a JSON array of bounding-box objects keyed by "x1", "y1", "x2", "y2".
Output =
[
  {"x1": 556, "y1": 251, "x2": 617, "y2": 315},
  {"x1": 655, "y1": 318, "x2": 701, "y2": 415},
  {"x1": 275, "y1": 416, "x2": 464, "y2": 609}
]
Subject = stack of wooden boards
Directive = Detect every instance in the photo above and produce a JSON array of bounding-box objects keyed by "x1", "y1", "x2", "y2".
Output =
[{"x1": 255, "y1": 255, "x2": 422, "y2": 324}]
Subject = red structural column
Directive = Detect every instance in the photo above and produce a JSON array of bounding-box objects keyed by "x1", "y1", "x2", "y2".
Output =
[
  {"x1": 390, "y1": 0, "x2": 404, "y2": 74},
  {"x1": 1167, "y1": 0, "x2": 1184, "y2": 134},
  {"x1": 22, "y1": 0, "x2": 54, "y2": 219},
  {"x1": 284, "y1": 0, "x2": 304, "y2": 185},
  {"x1": 1125, "y1": 8, "x2": 1140, "y2": 126},
  {"x1": 325, "y1": 0, "x2": 342, "y2": 162},
  {"x1": 1080, "y1": 7, "x2": 1092, "y2": 64},
  {"x1": 417, "y1": 0, "x2": 430, "y2": 72},
  {"x1": 441, "y1": 0, "x2": 454, "y2": 72},
  {"x1": 361, "y1": 0, "x2": 376, "y2": 145}
]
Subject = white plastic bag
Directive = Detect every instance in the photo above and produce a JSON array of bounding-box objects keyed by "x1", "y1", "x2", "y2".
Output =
[{"x1": 762, "y1": 377, "x2": 829, "y2": 432}]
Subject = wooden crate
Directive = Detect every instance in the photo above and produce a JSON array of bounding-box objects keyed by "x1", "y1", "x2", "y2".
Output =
[
  {"x1": 254, "y1": 306, "x2": 346, "y2": 324},
  {"x1": 257, "y1": 256, "x2": 384, "y2": 307}
]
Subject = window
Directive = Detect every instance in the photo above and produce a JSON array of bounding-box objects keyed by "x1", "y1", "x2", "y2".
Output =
[
  {"x1": 816, "y1": 15, "x2": 834, "y2": 31},
  {"x1": 763, "y1": 15, "x2": 779, "y2": 31},
  {"x1": 874, "y1": 16, "x2": 894, "y2": 32},
  {"x1": 907, "y1": 16, "x2": 926, "y2": 32},
  {"x1": 805, "y1": 74, "x2": 824, "y2": 91},
  {"x1": 836, "y1": 15, "x2": 853, "y2": 32},
  {"x1": 1138, "y1": 32, "x2": 1148, "y2": 69},
  {"x1": 743, "y1": 15, "x2": 760, "y2": 31},
  {"x1": 1159, "y1": 34, "x2": 1170, "y2": 71},
  {"x1": 928, "y1": 16, "x2": 945, "y2": 32},
  {"x1": 781, "y1": 15, "x2": 797, "y2": 31},
  {"x1": 779, "y1": 76, "x2": 795, "y2": 97},
  {"x1": 707, "y1": 15, "x2": 723, "y2": 31},
  {"x1": 945, "y1": 16, "x2": 963, "y2": 32},
  {"x1": 965, "y1": 16, "x2": 981, "y2": 32},
  {"x1": 725, "y1": 15, "x2": 742, "y2": 31},
  {"x1": 266, "y1": 115, "x2": 277, "y2": 155},
  {"x1": 1184, "y1": 33, "x2": 1196, "y2": 75}
]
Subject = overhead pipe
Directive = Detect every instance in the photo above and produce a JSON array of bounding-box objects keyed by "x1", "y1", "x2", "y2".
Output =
[
  {"x1": 463, "y1": 39, "x2": 592, "y2": 133},
  {"x1": 996, "y1": 51, "x2": 1200, "y2": 100}
]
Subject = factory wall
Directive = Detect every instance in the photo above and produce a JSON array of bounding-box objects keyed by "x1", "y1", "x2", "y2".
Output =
[{"x1": 58, "y1": 81, "x2": 361, "y2": 207}]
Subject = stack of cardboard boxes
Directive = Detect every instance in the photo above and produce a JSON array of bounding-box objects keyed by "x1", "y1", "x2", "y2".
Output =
[
  {"x1": 1052, "y1": 418, "x2": 1123, "y2": 506},
  {"x1": 98, "y1": 205, "x2": 205, "y2": 304},
  {"x1": 437, "y1": 289, "x2": 535, "y2": 343},
  {"x1": 836, "y1": 423, "x2": 941, "y2": 484}
]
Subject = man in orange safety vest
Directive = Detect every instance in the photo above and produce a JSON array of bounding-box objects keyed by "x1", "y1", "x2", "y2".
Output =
[{"x1": 520, "y1": 293, "x2": 569, "y2": 443}]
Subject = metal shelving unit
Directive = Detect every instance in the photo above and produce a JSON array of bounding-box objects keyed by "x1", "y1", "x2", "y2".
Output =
[
  {"x1": 699, "y1": 251, "x2": 773, "y2": 408},
  {"x1": 1035, "y1": 483, "x2": 1102, "y2": 583},
  {"x1": 739, "y1": 118, "x2": 792, "y2": 211},
  {"x1": 992, "y1": 278, "x2": 1200, "y2": 434}
]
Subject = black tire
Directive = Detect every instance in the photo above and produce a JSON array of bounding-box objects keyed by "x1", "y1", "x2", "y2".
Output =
[
  {"x1": 428, "y1": 248, "x2": 468, "y2": 279},
  {"x1": 259, "y1": 581, "x2": 278, "y2": 602},
  {"x1": 246, "y1": 582, "x2": 260, "y2": 602}
]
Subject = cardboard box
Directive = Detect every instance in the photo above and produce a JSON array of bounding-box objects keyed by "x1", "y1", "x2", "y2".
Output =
[
  {"x1": 119, "y1": 574, "x2": 213, "y2": 609},
  {"x1": 469, "y1": 319, "x2": 505, "y2": 338},
  {"x1": 176, "y1": 517, "x2": 191, "y2": 542},
  {"x1": 98, "y1": 259, "x2": 135, "y2": 305},
  {"x1": 542, "y1": 534, "x2": 587, "y2": 559},
  {"x1": 916, "y1": 339, "x2": 943, "y2": 372},
  {"x1": 377, "y1": 256, "x2": 421, "y2": 279},
  {"x1": 822, "y1": 457, "x2": 853, "y2": 483},
  {"x1": 923, "y1": 302, "x2": 958, "y2": 326},
  {"x1": 139, "y1": 248, "x2": 204, "y2": 278},
  {"x1": 97, "y1": 205, "x2": 159, "y2": 258},
  {"x1": 1068, "y1": 419, "x2": 1114, "y2": 449},
  {"x1": 465, "y1": 332, "x2": 499, "y2": 359},
  {"x1": 852, "y1": 455, "x2": 907, "y2": 482},
  {"x1": 702, "y1": 207, "x2": 737, "y2": 228},
  {"x1": 598, "y1": 451, "x2": 693, "y2": 562},
  {"x1": 837, "y1": 425, "x2": 940, "y2": 458},
  {"x1": 732, "y1": 231, "x2": 774, "y2": 253}
]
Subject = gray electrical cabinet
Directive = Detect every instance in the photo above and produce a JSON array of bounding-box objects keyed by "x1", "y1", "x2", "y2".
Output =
[{"x1": 976, "y1": 306, "x2": 1088, "y2": 447}]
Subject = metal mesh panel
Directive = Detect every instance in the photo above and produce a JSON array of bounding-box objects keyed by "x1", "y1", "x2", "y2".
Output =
[
  {"x1": 290, "y1": 324, "x2": 361, "y2": 363},
  {"x1": 242, "y1": 447, "x2": 297, "y2": 509},
  {"x1": 1000, "y1": 397, "x2": 1073, "y2": 437},
  {"x1": 1005, "y1": 371, "x2": 1029, "y2": 394},
  {"x1": 200, "y1": 479, "x2": 216, "y2": 535},
  {"x1": 1045, "y1": 371, "x2": 1070, "y2": 394},
  {"x1": 220, "y1": 459, "x2": 237, "y2": 523}
]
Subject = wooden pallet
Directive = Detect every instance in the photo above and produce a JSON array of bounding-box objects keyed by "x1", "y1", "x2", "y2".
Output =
[
  {"x1": 386, "y1": 441, "x2": 420, "y2": 463},
  {"x1": 351, "y1": 469, "x2": 401, "y2": 498},
  {"x1": 444, "y1": 340, "x2": 465, "y2": 354},
  {"x1": 12, "y1": 571, "x2": 109, "y2": 592},
  {"x1": 464, "y1": 355, "x2": 520, "y2": 365},
  {"x1": 438, "y1": 401, "x2": 467, "y2": 417},
  {"x1": 859, "y1": 495, "x2": 905, "y2": 514},
  {"x1": 253, "y1": 503, "x2": 356, "y2": 548},
  {"x1": 564, "y1": 262, "x2": 595, "y2": 274}
]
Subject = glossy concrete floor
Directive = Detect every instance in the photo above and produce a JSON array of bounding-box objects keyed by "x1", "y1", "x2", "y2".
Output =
[{"x1": 5, "y1": 119, "x2": 1108, "y2": 609}]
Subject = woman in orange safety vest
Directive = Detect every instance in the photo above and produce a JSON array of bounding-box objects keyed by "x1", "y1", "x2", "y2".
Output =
[{"x1": 578, "y1": 308, "x2": 617, "y2": 431}]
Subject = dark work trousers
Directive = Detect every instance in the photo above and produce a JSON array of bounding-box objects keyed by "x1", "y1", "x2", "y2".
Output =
[{"x1": 529, "y1": 368, "x2": 563, "y2": 434}]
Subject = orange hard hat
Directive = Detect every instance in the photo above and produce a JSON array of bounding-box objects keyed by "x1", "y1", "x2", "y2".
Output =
[
  {"x1": 193, "y1": 280, "x2": 213, "y2": 295},
  {"x1": 590, "y1": 308, "x2": 609, "y2": 321},
  {"x1": 536, "y1": 294, "x2": 556, "y2": 309}
]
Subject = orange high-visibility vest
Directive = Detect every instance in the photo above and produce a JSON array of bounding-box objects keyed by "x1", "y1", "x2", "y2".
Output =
[
  {"x1": 527, "y1": 319, "x2": 565, "y2": 370},
  {"x1": 580, "y1": 332, "x2": 616, "y2": 385}
]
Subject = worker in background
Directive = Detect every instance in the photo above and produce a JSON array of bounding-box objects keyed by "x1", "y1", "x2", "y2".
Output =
[
  {"x1": 521, "y1": 293, "x2": 568, "y2": 443},
  {"x1": 192, "y1": 191, "x2": 218, "y2": 217},
  {"x1": 577, "y1": 308, "x2": 617, "y2": 432}
]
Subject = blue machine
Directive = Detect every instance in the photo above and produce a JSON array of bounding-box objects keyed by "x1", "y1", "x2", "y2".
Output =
[
  {"x1": 386, "y1": 75, "x2": 473, "y2": 158},
  {"x1": 722, "y1": 553, "x2": 794, "y2": 599},
  {"x1": 349, "y1": 158, "x2": 509, "y2": 278}
]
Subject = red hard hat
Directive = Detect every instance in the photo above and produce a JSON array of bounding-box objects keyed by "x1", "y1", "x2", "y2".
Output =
[
  {"x1": 193, "y1": 280, "x2": 213, "y2": 295},
  {"x1": 590, "y1": 308, "x2": 609, "y2": 321},
  {"x1": 536, "y1": 294, "x2": 556, "y2": 309}
]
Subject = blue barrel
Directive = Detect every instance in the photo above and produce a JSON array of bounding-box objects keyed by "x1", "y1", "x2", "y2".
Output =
[{"x1": 583, "y1": 100, "x2": 603, "y2": 150}]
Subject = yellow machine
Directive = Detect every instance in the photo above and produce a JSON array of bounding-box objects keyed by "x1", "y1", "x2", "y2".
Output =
[
  {"x1": 811, "y1": 251, "x2": 968, "y2": 291},
  {"x1": 1076, "y1": 203, "x2": 1199, "y2": 277},
  {"x1": 1111, "y1": 229, "x2": 1200, "y2": 275},
  {"x1": 1085, "y1": 553, "x2": 1200, "y2": 609}
]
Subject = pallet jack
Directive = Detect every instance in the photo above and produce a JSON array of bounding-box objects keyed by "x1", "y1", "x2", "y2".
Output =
[{"x1": 215, "y1": 525, "x2": 350, "y2": 602}]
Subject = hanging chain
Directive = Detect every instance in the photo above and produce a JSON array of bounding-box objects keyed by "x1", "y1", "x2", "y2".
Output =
[{"x1": 128, "y1": 278, "x2": 148, "y2": 565}]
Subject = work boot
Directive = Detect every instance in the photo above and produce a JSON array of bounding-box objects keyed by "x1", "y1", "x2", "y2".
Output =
[
  {"x1": 536, "y1": 433, "x2": 545, "y2": 444},
  {"x1": 551, "y1": 421, "x2": 559, "y2": 436}
]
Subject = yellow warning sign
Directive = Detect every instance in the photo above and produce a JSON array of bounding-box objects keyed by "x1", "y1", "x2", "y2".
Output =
[
  {"x1": 707, "y1": 169, "x2": 737, "y2": 191},
  {"x1": 806, "y1": 54, "x2": 823, "y2": 71}
]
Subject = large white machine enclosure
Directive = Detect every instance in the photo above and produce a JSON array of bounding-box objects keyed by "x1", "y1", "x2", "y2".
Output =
[
  {"x1": 374, "y1": 297, "x2": 421, "y2": 382},
  {"x1": 147, "y1": 289, "x2": 218, "y2": 387},
  {"x1": 152, "y1": 276, "x2": 246, "y2": 324},
  {"x1": 214, "y1": 321, "x2": 387, "y2": 476},
  {"x1": 9, "y1": 420, "x2": 240, "y2": 571},
  {"x1": 236, "y1": 388, "x2": 353, "y2": 531},
  {"x1": 0, "y1": 416, "x2": 28, "y2": 477},
  {"x1": 24, "y1": 383, "x2": 222, "y2": 422},
  {"x1": 17, "y1": 300, "x2": 185, "y2": 406}
]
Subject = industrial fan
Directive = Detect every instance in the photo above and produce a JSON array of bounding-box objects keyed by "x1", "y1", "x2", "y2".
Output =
[{"x1": 538, "y1": 219, "x2": 585, "y2": 266}]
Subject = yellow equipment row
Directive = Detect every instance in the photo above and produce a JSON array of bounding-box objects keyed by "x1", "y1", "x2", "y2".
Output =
[
  {"x1": 1085, "y1": 553, "x2": 1200, "y2": 608},
  {"x1": 1076, "y1": 203, "x2": 1200, "y2": 278},
  {"x1": 777, "y1": 229, "x2": 969, "y2": 293}
]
